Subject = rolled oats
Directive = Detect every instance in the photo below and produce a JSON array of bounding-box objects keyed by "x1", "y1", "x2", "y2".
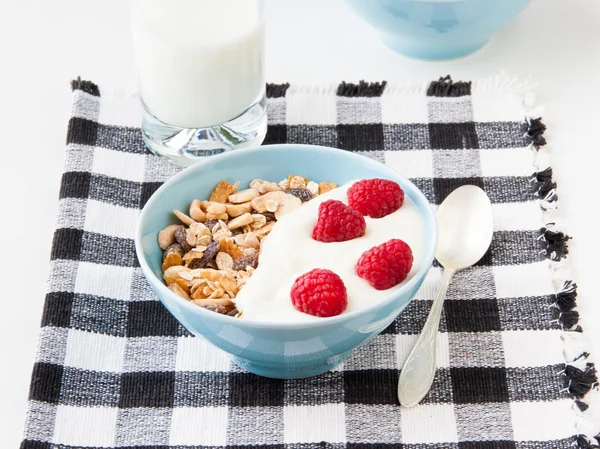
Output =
[
  {"x1": 216, "y1": 252, "x2": 234, "y2": 270},
  {"x1": 185, "y1": 228, "x2": 197, "y2": 247},
  {"x1": 306, "y1": 181, "x2": 319, "y2": 196},
  {"x1": 234, "y1": 232, "x2": 260, "y2": 249},
  {"x1": 250, "y1": 179, "x2": 281, "y2": 194},
  {"x1": 196, "y1": 234, "x2": 212, "y2": 247}
]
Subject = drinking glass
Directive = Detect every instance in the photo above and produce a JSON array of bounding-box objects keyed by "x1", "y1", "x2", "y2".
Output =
[{"x1": 130, "y1": 0, "x2": 267, "y2": 166}]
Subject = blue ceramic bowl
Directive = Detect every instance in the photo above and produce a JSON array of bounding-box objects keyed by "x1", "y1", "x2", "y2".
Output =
[
  {"x1": 346, "y1": 0, "x2": 532, "y2": 60},
  {"x1": 135, "y1": 144, "x2": 437, "y2": 378}
]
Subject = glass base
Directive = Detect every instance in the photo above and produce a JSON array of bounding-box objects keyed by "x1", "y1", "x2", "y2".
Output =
[{"x1": 141, "y1": 94, "x2": 268, "y2": 166}]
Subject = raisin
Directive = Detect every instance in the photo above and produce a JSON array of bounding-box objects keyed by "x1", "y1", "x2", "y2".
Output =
[
  {"x1": 204, "y1": 219, "x2": 219, "y2": 231},
  {"x1": 202, "y1": 304, "x2": 235, "y2": 314},
  {"x1": 162, "y1": 243, "x2": 184, "y2": 262},
  {"x1": 174, "y1": 225, "x2": 192, "y2": 252},
  {"x1": 189, "y1": 241, "x2": 220, "y2": 269},
  {"x1": 232, "y1": 253, "x2": 259, "y2": 271},
  {"x1": 286, "y1": 188, "x2": 314, "y2": 202},
  {"x1": 261, "y1": 211, "x2": 277, "y2": 222}
]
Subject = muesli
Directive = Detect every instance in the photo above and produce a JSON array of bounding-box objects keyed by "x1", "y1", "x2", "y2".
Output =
[{"x1": 158, "y1": 176, "x2": 337, "y2": 316}]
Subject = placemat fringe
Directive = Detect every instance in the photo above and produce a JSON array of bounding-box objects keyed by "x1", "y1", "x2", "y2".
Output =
[
  {"x1": 527, "y1": 113, "x2": 600, "y2": 447},
  {"x1": 337, "y1": 80, "x2": 388, "y2": 97}
]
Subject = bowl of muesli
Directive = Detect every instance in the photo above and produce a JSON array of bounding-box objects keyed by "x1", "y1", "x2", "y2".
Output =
[{"x1": 135, "y1": 144, "x2": 437, "y2": 378}]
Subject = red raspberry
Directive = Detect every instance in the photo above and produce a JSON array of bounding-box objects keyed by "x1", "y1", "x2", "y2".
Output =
[
  {"x1": 312, "y1": 200, "x2": 366, "y2": 243},
  {"x1": 355, "y1": 239, "x2": 413, "y2": 290},
  {"x1": 290, "y1": 269, "x2": 348, "y2": 317},
  {"x1": 347, "y1": 178, "x2": 405, "y2": 218}
]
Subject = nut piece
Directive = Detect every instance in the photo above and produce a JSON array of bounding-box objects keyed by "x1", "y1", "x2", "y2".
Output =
[
  {"x1": 173, "y1": 210, "x2": 195, "y2": 226},
  {"x1": 275, "y1": 194, "x2": 302, "y2": 219},
  {"x1": 210, "y1": 180, "x2": 239, "y2": 203},
  {"x1": 169, "y1": 283, "x2": 191, "y2": 300},
  {"x1": 228, "y1": 188, "x2": 259, "y2": 204},
  {"x1": 189, "y1": 200, "x2": 206, "y2": 222},
  {"x1": 234, "y1": 232, "x2": 260, "y2": 249},
  {"x1": 205, "y1": 202, "x2": 227, "y2": 215},
  {"x1": 319, "y1": 182, "x2": 337, "y2": 194},
  {"x1": 227, "y1": 213, "x2": 254, "y2": 230},
  {"x1": 250, "y1": 179, "x2": 281, "y2": 194},
  {"x1": 251, "y1": 214, "x2": 267, "y2": 229},
  {"x1": 226, "y1": 202, "x2": 253, "y2": 218},
  {"x1": 306, "y1": 181, "x2": 319, "y2": 196},
  {"x1": 158, "y1": 224, "x2": 180, "y2": 250},
  {"x1": 288, "y1": 174, "x2": 307, "y2": 189},
  {"x1": 250, "y1": 191, "x2": 287, "y2": 213},
  {"x1": 216, "y1": 252, "x2": 234, "y2": 270},
  {"x1": 162, "y1": 243, "x2": 184, "y2": 271},
  {"x1": 206, "y1": 212, "x2": 229, "y2": 221}
]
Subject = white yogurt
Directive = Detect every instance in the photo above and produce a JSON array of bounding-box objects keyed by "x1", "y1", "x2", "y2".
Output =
[
  {"x1": 131, "y1": 0, "x2": 265, "y2": 128},
  {"x1": 235, "y1": 183, "x2": 427, "y2": 323}
]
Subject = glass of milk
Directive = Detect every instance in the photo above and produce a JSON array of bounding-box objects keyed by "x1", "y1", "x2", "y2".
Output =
[{"x1": 130, "y1": 0, "x2": 267, "y2": 165}]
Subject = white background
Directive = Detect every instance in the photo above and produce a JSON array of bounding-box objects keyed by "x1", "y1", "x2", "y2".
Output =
[{"x1": 1, "y1": 0, "x2": 599, "y2": 446}]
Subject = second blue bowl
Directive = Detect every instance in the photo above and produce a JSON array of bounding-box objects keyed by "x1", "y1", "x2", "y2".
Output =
[{"x1": 346, "y1": 0, "x2": 532, "y2": 60}]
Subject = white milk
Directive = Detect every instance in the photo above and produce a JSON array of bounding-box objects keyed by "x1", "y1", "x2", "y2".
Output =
[
  {"x1": 131, "y1": 0, "x2": 265, "y2": 128},
  {"x1": 235, "y1": 183, "x2": 427, "y2": 323}
]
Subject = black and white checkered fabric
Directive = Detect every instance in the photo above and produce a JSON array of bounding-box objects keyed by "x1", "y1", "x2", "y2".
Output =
[{"x1": 21, "y1": 77, "x2": 598, "y2": 449}]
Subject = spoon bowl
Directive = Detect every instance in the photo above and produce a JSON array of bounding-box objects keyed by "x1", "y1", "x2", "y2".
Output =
[{"x1": 436, "y1": 185, "x2": 494, "y2": 270}]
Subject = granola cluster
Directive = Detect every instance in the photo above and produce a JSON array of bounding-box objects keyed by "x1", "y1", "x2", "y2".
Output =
[{"x1": 158, "y1": 175, "x2": 337, "y2": 316}]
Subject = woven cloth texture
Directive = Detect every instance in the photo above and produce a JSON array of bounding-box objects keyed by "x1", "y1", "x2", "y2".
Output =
[{"x1": 20, "y1": 76, "x2": 597, "y2": 449}]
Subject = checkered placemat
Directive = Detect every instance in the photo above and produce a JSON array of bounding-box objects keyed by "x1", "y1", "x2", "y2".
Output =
[{"x1": 21, "y1": 76, "x2": 599, "y2": 449}]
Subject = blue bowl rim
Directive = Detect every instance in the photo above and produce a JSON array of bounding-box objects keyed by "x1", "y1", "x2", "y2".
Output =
[{"x1": 135, "y1": 144, "x2": 438, "y2": 330}]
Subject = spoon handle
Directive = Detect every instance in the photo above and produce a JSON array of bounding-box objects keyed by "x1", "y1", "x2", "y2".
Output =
[{"x1": 398, "y1": 268, "x2": 455, "y2": 407}]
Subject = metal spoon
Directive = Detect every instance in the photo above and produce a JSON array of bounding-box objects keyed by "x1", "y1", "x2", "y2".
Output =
[{"x1": 398, "y1": 185, "x2": 494, "y2": 407}]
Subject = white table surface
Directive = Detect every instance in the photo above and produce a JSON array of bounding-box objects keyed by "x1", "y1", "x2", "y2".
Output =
[{"x1": 1, "y1": 0, "x2": 599, "y2": 446}]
